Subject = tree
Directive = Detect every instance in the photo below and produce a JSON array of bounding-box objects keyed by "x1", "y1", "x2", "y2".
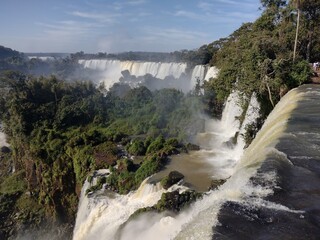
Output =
[{"x1": 293, "y1": 0, "x2": 301, "y2": 61}]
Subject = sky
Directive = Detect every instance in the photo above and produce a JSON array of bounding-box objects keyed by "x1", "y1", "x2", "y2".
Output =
[{"x1": 0, "y1": 0, "x2": 262, "y2": 53}]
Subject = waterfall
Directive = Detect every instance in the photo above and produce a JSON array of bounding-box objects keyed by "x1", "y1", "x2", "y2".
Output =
[
  {"x1": 0, "y1": 123, "x2": 9, "y2": 147},
  {"x1": 79, "y1": 59, "x2": 187, "y2": 89},
  {"x1": 210, "y1": 86, "x2": 320, "y2": 239},
  {"x1": 176, "y1": 85, "x2": 318, "y2": 239},
  {"x1": 73, "y1": 87, "x2": 263, "y2": 240},
  {"x1": 204, "y1": 66, "x2": 218, "y2": 81},
  {"x1": 73, "y1": 172, "x2": 190, "y2": 240},
  {"x1": 114, "y1": 61, "x2": 187, "y2": 79},
  {"x1": 219, "y1": 91, "x2": 243, "y2": 140},
  {"x1": 78, "y1": 60, "x2": 218, "y2": 92},
  {"x1": 236, "y1": 92, "x2": 260, "y2": 150},
  {"x1": 190, "y1": 65, "x2": 206, "y2": 89},
  {"x1": 114, "y1": 86, "x2": 316, "y2": 240}
]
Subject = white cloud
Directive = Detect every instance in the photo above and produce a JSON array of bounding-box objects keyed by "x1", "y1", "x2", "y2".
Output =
[
  {"x1": 198, "y1": 0, "x2": 259, "y2": 12},
  {"x1": 95, "y1": 26, "x2": 210, "y2": 53},
  {"x1": 36, "y1": 21, "x2": 91, "y2": 36},
  {"x1": 71, "y1": 11, "x2": 120, "y2": 23},
  {"x1": 174, "y1": 10, "x2": 202, "y2": 20},
  {"x1": 127, "y1": 0, "x2": 146, "y2": 6},
  {"x1": 146, "y1": 28, "x2": 208, "y2": 41},
  {"x1": 113, "y1": 0, "x2": 146, "y2": 11}
]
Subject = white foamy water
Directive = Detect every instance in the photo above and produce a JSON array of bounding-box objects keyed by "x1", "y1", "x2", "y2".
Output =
[
  {"x1": 78, "y1": 59, "x2": 218, "y2": 91},
  {"x1": 236, "y1": 92, "x2": 261, "y2": 150},
  {"x1": 73, "y1": 88, "x2": 266, "y2": 240},
  {"x1": 115, "y1": 88, "x2": 303, "y2": 240},
  {"x1": 173, "y1": 87, "x2": 305, "y2": 239},
  {"x1": 79, "y1": 59, "x2": 188, "y2": 89},
  {"x1": 73, "y1": 171, "x2": 189, "y2": 240},
  {"x1": 204, "y1": 66, "x2": 218, "y2": 81},
  {"x1": 0, "y1": 124, "x2": 9, "y2": 147}
]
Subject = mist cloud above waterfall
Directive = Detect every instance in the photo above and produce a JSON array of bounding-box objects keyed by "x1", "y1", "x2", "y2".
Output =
[{"x1": 1, "y1": 0, "x2": 261, "y2": 53}]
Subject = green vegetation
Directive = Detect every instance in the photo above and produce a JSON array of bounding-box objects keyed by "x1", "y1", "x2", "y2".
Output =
[
  {"x1": 0, "y1": 1, "x2": 319, "y2": 238},
  {"x1": 204, "y1": 0, "x2": 320, "y2": 118},
  {"x1": 0, "y1": 72, "x2": 204, "y2": 225},
  {"x1": 129, "y1": 190, "x2": 202, "y2": 221},
  {"x1": 160, "y1": 171, "x2": 184, "y2": 190}
]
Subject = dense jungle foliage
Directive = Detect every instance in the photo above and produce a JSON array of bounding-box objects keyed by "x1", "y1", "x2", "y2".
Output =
[
  {"x1": 205, "y1": 0, "x2": 320, "y2": 116},
  {"x1": 0, "y1": 71, "x2": 204, "y2": 235},
  {"x1": 0, "y1": 0, "x2": 319, "y2": 238}
]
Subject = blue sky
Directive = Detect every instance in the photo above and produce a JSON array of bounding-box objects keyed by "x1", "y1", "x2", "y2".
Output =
[{"x1": 0, "y1": 0, "x2": 262, "y2": 53}]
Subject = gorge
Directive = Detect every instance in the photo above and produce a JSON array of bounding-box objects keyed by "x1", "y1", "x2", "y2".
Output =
[
  {"x1": 1, "y1": 1, "x2": 320, "y2": 239},
  {"x1": 72, "y1": 83, "x2": 320, "y2": 239},
  {"x1": 1, "y1": 52, "x2": 319, "y2": 239}
]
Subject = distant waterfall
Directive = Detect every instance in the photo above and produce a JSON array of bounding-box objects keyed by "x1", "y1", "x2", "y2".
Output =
[
  {"x1": 78, "y1": 60, "x2": 218, "y2": 91},
  {"x1": 190, "y1": 65, "x2": 206, "y2": 89},
  {"x1": 0, "y1": 123, "x2": 9, "y2": 147},
  {"x1": 79, "y1": 60, "x2": 187, "y2": 79},
  {"x1": 219, "y1": 91, "x2": 243, "y2": 140},
  {"x1": 236, "y1": 92, "x2": 260, "y2": 150},
  {"x1": 204, "y1": 66, "x2": 218, "y2": 81}
]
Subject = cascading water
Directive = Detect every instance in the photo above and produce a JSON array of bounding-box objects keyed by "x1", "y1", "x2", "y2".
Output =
[
  {"x1": 204, "y1": 66, "x2": 218, "y2": 81},
  {"x1": 190, "y1": 65, "x2": 206, "y2": 89},
  {"x1": 73, "y1": 170, "x2": 189, "y2": 240},
  {"x1": 74, "y1": 66, "x2": 320, "y2": 240},
  {"x1": 236, "y1": 92, "x2": 260, "y2": 150},
  {"x1": 79, "y1": 60, "x2": 187, "y2": 89},
  {"x1": 75, "y1": 84, "x2": 320, "y2": 239},
  {"x1": 73, "y1": 87, "x2": 262, "y2": 240},
  {"x1": 213, "y1": 85, "x2": 320, "y2": 239},
  {"x1": 78, "y1": 60, "x2": 218, "y2": 91},
  {"x1": 125, "y1": 83, "x2": 306, "y2": 240},
  {"x1": 0, "y1": 123, "x2": 9, "y2": 147}
]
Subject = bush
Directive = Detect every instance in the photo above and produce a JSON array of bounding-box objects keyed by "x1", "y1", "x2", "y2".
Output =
[
  {"x1": 146, "y1": 135, "x2": 165, "y2": 154},
  {"x1": 156, "y1": 190, "x2": 201, "y2": 212},
  {"x1": 85, "y1": 176, "x2": 106, "y2": 195},
  {"x1": 0, "y1": 170, "x2": 27, "y2": 194},
  {"x1": 160, "y1": 171, "x2": 184, "y2": 189},
  {"x1": 93, "y1": 141, "x2": 118, "y2": 168},
  {"x1": 135, "y1": 155, "x2": 163, "y2": 185},
  {"x1": 127, "y1": 139, "x2": 146, "y2": 156}
]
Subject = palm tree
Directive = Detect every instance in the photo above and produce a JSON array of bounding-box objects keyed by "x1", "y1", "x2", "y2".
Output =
[{"x1": 293, "y1": 0, "x2": 301, "y2": 61}]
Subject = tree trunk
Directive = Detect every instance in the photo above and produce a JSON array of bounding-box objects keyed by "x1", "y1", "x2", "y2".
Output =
[
  {"x1": 266, "y1": 82, "x2": 275, "y2": 108},
  {"x1": 293, "y1": 0, "x2": 301, "y2": 61},
  {"x1": 306, "y1": 30, "x2": 313, "y2": 62}
]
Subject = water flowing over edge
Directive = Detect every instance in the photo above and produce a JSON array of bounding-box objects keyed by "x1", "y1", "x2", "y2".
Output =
[
  {"x1": 72, "y1": 88, "x2": 262, "y2": 240},
  {"x1": 0, "y1": 123, "x2": 9, "y2": 147},
  {"x1": 174, "y1": 86, "x2": 304, "y2": 239},
  {"x1": 78, "y1": 59, "x2": 218, "y2": 91}
]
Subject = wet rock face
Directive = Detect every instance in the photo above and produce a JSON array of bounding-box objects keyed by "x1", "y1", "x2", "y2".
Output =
[
  {"x1": 213, "y1": 201, "x2": 320, "y2": 240},
  {"x1": 186, "y1": 143, "x2": 200, "y2": 151},
  {"x1": 1, "y1": 146, "x2": 10, "y2": 154}
]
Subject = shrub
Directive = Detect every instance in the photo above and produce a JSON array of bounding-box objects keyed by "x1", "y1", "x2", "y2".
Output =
[
  {"x1": 146, "y1": 135, "x2": 165, "y2": 154},
  {"x1": 127, "y1": 139, "x2": 146, "y2": 156},
  {"x1": 160, "y1": 171, "x2": 184, "y2": 189},
  {"x1": 134, "y1": 155, "x2": 163, "y2": 186}
]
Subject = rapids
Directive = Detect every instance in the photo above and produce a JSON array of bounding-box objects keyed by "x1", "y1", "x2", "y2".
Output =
[
  {"x1": 73, "y1": 85, "x2": 320, "y2": 239},
  {"x1": 213, "y1": 84, "x2": 320, "y2": 239}
]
